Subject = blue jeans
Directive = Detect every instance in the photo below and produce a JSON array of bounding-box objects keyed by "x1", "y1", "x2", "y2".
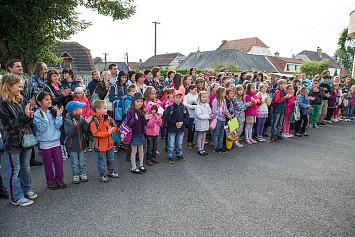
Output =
[
  {"x1": 346, "y1": 105, "x2": 354, "y2": 119},
  {"x1": 213, "y1": 120, "x2": 225, "y2": 149},
  {"x1": 0, "y1": 155, "x2": 4, "y2": 189},
  {"x1": 69, "y1": 150, "x2": 86, "y2": 176},
  {"x1": 95, "y1": 148, "x2": 114, "y2": 177},
  {"x1": 5, "y1": 149, "x2": 32, "y2": 202},
  {"x1": 167, "y1": 132, "x2": 184, "y2": 158},
  {"x1": 271, "y1": 112, "x2": 284, "y2": 139}
]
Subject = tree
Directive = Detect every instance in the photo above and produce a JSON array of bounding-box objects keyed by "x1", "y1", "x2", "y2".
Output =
[
  {"x1": 0, "y1": 0, "x2": 136, "y2": 73},
  {"x1": 334, "y1": 28, "x2": 355, "y2": 72},
  {"x1": 212, "y1": 62, "x2": 240, "y2": 73},
  {"x1": 300, "y1": 59, "x2": 330, "y2": 77},
  {"x1": 93, "y1": 57, "x2": 103, "y2": 64}
]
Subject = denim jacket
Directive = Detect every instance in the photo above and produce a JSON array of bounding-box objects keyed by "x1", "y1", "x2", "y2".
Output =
[{"x1": 296, "y1": 94, "x2": 312, "y2": 115}]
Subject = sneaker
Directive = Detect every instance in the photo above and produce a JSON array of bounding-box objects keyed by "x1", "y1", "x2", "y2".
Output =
[
  {"x1": 281, "y1": 133, "x2": 289, "y2": 138},
  {"x1": 213, "y1": 149, "x2": 221, "y2": 153},
  {"x1": 338, "y1": 118, "x2": 343, "y2": 121},
  {"x1": 80, "y1": 173, "x2": 88, "y2": 182},
  {"x1": 313, "y1": 124, "x2": 318, "y2": 128},
  {"x1": 176, "y1": 155, "x2": 186, "y2": 162},
  {"x1": 73, "y1": 175, "x2": 81, "y2": 184},
  {"x1": 167, "y1": 158, "x2": 175, "y2": 164},
  {"x1": 146, "y1": 160, "x2": 154, "y2": 166},
  {"x1": 294, "y1": 132, "x2": 302, "y2": 137},
  {"x1": 100, "y1": 174, "x2": 110, "y2": 182},
  {"x1": 188, "y1": 142, "x2": 193, "y2": 149},
  {"x1": 57, "y1": 182, "x2": 67, "y2": 189},
  {"x1": 47, "y1": 183, "x2": 59, "y2": 190},
  {"x1": 345, "y1": 119, "x2": 350, "y2": 122},
  {"x1": 270, "y1": 137, "x2": 279, "y2": 142},
  {"x1": 197, "y1": 151, "x2": 205, "y2": 156},
  {"x1": 108, "y1": 171, "x2": 120, "y2": 178},
  {"x1": 221, "y1": 148, "x2": 228, "y2": 153},
  {"x1": 318, "y1": 122, "x2": 327, "y2": 126},
  {"x1": 139, "y1": 166, "x2": 147, "y2": 173},
  {"x1": 308, "y1": 124, "x2": 313, "y2": 128},
  {"x1": 114, "y1": 147, "x2": 119, "y2": 153},
  {"x1": 131, "y1": 168, "x2": 143, "y2": 174},
  {"x1": 151, "y1": 158, "x2": 160, "y2": 163},
  {"x1": 326, "y1": 120, "x2": 333, "y2": 124},
  {"x1": 24, "y1": 191, "x2": 37, "y2": 200},
  {"x1": 245, "y1": 139, "x2": 252, "y2": 145},
  {"x1": 30, "y1": 160, "x2": 43, "y2": 166},
  {"x1": 202, "y1": 150, "x2": 209, "y2": 155},
  {"x1": 156, "y1": 151, "x2": 160, "y2": 155},
  {"x1": 0, "y1": 188, "x2": 8, "y2": 199},
  {"x1": 277, "y1": 136, "x2": 284, "y2": 140},
  {"x1": 257, "y1": 137, "x2": 265, "y2": 142},
  {"x1": 286, "y1": 133, "x2": 293, "y2": 138},
  {"x1": 250, "y1": 139, "x2": 257, "y2": 144},
  {"x1": 11, "y1": 197, "x2": 34, "y2": 207},
  {"x1": 87, "y1": 147, "x2": 92, "y2": 152}
]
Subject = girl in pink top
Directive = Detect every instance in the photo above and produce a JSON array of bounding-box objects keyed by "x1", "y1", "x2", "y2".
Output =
[
  {"x1": 282, "y1": 85, "x2": 295, "y2": 138},
  {"x1": 244, "y1": 83, "x2": 261, "y2": 144},
  {"x1": 209, "y1": 83, "x2": 219, "y2": 108},
  {"x1": 145, "y1": 102, "x2": 162, "y2": 166},
  {"x1": 73, "y1": 87, "x2": 92, "y2": 152}
]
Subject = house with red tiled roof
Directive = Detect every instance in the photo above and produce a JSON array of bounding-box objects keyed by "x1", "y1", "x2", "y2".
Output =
[
  {"x1": 139, "y1": 52, "x2": 185, "y2": 70},
  {"x1": 340, "y1": 65, "x2": 351, "y2": 76},
  {"x1": 49, "y1": 42, "x2": 95, "y2": 84},
  {"x1": 217, "y1": 37, "x2": 271, "y2": 56},
  {"x1": 265, "y1": 52, "x2": 303, "y2": 76}
]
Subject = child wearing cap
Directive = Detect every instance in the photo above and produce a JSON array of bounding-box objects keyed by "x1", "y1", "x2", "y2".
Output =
[
  {"x1": 165, "y1": 90, "x2": 189, "y2": 164},
  {"x1": 73, "y1": 87, "x2": 92, "y2": 152},
  {"x1": 64, "y1": 101, "x2": 92, "y2": 184},
  {"x1": 90, "y1": 100, "x2": 118, "y2": 182}
]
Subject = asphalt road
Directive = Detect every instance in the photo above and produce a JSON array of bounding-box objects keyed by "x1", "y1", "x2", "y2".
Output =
[{"x1": 0, "y1": 121, "x2": 354, "y2": 237}]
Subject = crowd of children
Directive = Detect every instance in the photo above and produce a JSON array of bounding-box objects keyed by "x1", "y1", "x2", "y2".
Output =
[{"x1": 0, "y1": 66, "x2": 354, "y2": 207}]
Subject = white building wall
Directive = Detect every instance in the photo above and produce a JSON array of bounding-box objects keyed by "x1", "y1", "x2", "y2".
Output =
[{"x1": 248, "y1": 46, "x2": 271, "y2": 56}]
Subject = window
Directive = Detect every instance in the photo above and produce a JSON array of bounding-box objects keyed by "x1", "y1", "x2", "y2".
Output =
[{"x1": 286, "y1": 64, "x2": 290, "y2": 71}]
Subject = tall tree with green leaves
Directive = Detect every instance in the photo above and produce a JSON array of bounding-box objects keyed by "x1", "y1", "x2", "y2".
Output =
[
  {"x1": 300, "y1": 59, "x2": 330, "y2": 77},
  {"x1": 0, "y1": 0, "x2": 136, "y2": 73},
  {"x1": 212, "y1": 62, "x2": 240, "y2": 73},
  {"x1": 334, "y1": 28, "x2": 355, "y2": 72}
]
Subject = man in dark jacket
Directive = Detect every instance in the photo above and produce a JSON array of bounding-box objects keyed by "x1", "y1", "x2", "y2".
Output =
[
  {"x1": 87, "y1": 70, "x2": 101, "y2": 96},
  {"x1": 30, "y1": 62, "x2": 48, "y2": 95},
  {"x1": 165, "y1": 90, "x2": 189, "y2": 164},
  {"x1": 309, "y1": 79, "x2": 324, "y2": 128}
]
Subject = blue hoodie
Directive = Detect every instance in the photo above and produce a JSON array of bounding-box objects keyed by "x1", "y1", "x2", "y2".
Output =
[{"x1": 34, "y1": 109, "x2": 63, "y2": 144}]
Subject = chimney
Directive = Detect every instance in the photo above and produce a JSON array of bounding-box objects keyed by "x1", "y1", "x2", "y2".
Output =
[
  {"x1": 222, "y1": 40, "x2": 226, "y2": 44},
  {"x1": 317, "y1": 47, "x2": 322, "y2": 56},
  {"x1": 197, "y1": 47, "x2": 201, "y2": 58},
  {"x1": 275, "y1": 51, "x2": 280, "y2": 58}
]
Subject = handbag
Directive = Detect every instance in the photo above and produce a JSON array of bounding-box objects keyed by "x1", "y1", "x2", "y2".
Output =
[
  {"x1": 7, "y1": 103, "x2": 38, "y2": 148},
  {"x1": 118, "y1": 120, "x2": 132, "y2": 145},
  {"x1": 209, "y1": 115, "x2": 218, "y2": 130}
]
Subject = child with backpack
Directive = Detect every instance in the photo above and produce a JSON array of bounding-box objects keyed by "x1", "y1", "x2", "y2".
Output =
[
  {"x1": 145, "y1": 102, "x2": 162, "y2": 166},
  {"x1": 126, "y1": 93, "x2": 151, "y2": 174},
  {"x1": 34, "y1": 92, "x2": 66, "y2": 190},
  {"x1": 294, "y1": 87, "x2": 313, "y2": 137},
  {"x1": 183, "y1": 84, "x2": 198, "y2": 149},
  {"x1": 63, "y1": 101, "x2": 92, "y2": 184},
  {"x1": 282, "y1": 85, "x2": 296, "y2": 138},
  {"x1": 161, "y1": 88, "x2": 175, "y2": 145},
  {"x1": 72, "y1": 87, "x2": 92, "y2": 152},
  {"x1": 91, "y1": 100, "x2": 119, "y2": 182},
  {"x1": 122, "y1": 84, "x2": 137, "y2": 159},
  {"x1": 166, "y1": 90, "x2": 189, "y2": 163},
  {"x1": 271, "y1": 79, "x2": 291, "y2": 141}
]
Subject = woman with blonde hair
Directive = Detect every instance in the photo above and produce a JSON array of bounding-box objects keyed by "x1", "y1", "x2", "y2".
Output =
[{"x1": 0, "y1": 74, "x2": 37, "y2": 206}]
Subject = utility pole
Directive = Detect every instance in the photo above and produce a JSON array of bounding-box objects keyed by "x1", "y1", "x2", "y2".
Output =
[
  {"x1": 152, "y1": 22, "x2": 160, "y2": 67},
  {"x1": 103, "y1": 53, "x2": 109, "y2": 70},
  {"x1": 126, "y1": 52, "x2": 129, "y2": 70}
]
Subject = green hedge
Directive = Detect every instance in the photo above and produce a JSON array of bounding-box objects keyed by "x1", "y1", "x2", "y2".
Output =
[{"x1": 159, "y1": 69, "x2": 205, "y2": 78}]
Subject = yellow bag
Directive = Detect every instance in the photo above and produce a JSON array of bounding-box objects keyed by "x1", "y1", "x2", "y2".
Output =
[{"x1": 226, "y1": 140, "x2": 233, "y2": 150}]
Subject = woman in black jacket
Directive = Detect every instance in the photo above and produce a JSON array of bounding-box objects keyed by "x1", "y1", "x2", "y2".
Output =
[
  {"x1": 43, "y1": 69, "x2": 71, "y2": 109},
  {"x1": 0, "y1": 74, "x2": 36, "y2": 206}
]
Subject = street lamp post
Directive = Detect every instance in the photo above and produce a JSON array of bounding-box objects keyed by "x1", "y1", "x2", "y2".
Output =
[{"x1": 152, "y1": 21, "x2": 160, "y2": 67}]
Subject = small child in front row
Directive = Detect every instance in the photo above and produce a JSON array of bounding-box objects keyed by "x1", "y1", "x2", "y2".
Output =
[
  {"x1": 255, "y1": 83, "x2": 271, "y2": 142},
  {"x1": 34, "y1": 92, "x2": 66, "y2": 190},
  {"x1": 126, "y1": 92, "x2": 151, "y2": 174},
  {"x1": 161, "y1": 88, "x2": 175, "y2": 147},
  {"x1": 245, "y1": 83, "x2": 260, "y2": 144},
  {"x1": 91, "y1": 100, "x2": 119, "y2": 182},
  {"x1": 146, "y1": 102, "x2": 162, "y2": 166},
  {"x1": 166, "y1": 90, "x2": 189, "y2": 163},
  {"x1": 194, "y1": 91, "x2": 212, "y2": 156},
  {"x1": 294, "y1": 87, "x2": 313, "y2": 137},
  {"x1": 233, "y1": 85, "x2": 252, "y2": 148},
  {"x1": 64, "y1": 101, "x2": 92, "y2": 184},
  {"x1": 282, "y1": 85, "x2": 295, "y2": 138},
  {"x1": 183, "y1": 84, "x2": 198, "y2": 148}
]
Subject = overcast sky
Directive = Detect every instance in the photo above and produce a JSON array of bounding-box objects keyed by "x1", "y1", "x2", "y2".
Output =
[{"x1": 69, "y1": 0, "x2": 355, "y2": 64}]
